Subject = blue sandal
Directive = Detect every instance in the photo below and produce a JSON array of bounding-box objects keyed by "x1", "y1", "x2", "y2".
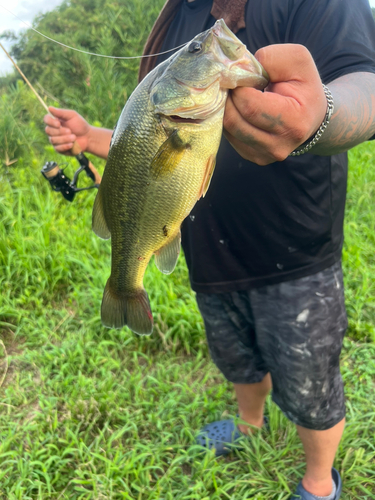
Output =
[
  {"x1": 290, "y1": 468, "x2": 342, "y2": 500},
  {"x1": 196, "y1": 416, "x2": 267, "y2": 457}
]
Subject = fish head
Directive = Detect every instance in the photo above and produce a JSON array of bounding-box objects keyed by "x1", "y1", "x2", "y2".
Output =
[
  {"x1": 210, "y1": 18, "x2": 269, "y2": 89},
  {"x1": 150, "y1": 19, "x2": 269, "y2": 120}
]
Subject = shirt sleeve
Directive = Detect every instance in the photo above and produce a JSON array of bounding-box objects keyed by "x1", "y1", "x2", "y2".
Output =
[
  {"x1": 246, "y1": 0, "x2": 375, "y2": 84},
  {"x1": 285, "y1": 0, "x2": 375, "y2": 83}
]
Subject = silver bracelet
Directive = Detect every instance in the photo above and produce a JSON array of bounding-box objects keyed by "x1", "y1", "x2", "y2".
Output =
[{"x1": 289, "y1": 84, "x2": 334, "y2": 156}]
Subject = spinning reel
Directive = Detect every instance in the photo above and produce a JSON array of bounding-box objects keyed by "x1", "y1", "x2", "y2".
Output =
[{"x1": 41, "y1": 151, "x2": 101, "y2": 202}]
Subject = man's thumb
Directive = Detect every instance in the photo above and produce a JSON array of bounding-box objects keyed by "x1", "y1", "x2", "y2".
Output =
[{"x1": 255, "y1": 44, "x2": 317, "y2": 84}]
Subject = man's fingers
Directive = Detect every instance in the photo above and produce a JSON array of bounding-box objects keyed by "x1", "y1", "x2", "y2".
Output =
[
  {"x1": 55, "y1": 143, "x2": 74, "y2": 153},
  {"x1": 224, "y1": 127, "x2": 287, "y2": 165},
  {"x1": 224, "y1": 96, "x2": 280, "y2": 162},
  {"x1": 43, "y1": 114, "x2": 63, "y2": 128},
  {"x1": 45, "y1": 125, "x2": 72, "y2": 137},
  {"x1": 228, "y1": 88, "x2": 300, "y2": 134},
  {"x1": 224, "y1": 93, "x2": 260, "y2": 136},
  {"x1": 49, "y1": 134, "x2": 76, "y2": 146}
]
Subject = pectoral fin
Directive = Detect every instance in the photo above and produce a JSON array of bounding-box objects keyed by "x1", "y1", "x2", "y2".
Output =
[
  {"x1": 154, "y1": 231, "x2": 181, "y2": 274},
  {"x1": 199, "y1": 154, "x2": 216, "y2": 199},
  {"x1": 92, "y1": 187, "x2": 111, "y2": 239},
  {"x1": 150, "y1": 130, "x2": 189, "y2": 179}
]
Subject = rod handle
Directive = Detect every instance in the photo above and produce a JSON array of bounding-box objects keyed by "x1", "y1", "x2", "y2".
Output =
[{"x1": 71, "y1": 141, "x2": 102, "y2": 185}]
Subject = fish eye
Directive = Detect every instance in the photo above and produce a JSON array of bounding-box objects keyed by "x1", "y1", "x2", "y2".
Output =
[{"x1": 188, "y1": 41, "x2": 203, "y2": 53}]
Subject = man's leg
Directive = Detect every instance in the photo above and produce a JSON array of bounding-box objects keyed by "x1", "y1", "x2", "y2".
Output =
[
  {"x1": 234, "y1": 377, "x2": 344, "y2": 492},
  {"x1": 234, "y1": 374, "x2": 272, "y2": 432},
  {"x1": 195, "y1": 291, "x2": 271, "y2": 454},
  {"x1": 245, "y1": 262, "x2": 347, "y2": 498},
  {"x1": 298, "y1": 418, "x2": 345, "y2": 496},
  {"x1": 233, "y1": 380, "x2": 344, "y2": 497}
]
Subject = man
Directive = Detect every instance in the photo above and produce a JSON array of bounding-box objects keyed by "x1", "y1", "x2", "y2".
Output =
[{"x1": 44, "y1": 1, "x2": 375, "y2": 498}]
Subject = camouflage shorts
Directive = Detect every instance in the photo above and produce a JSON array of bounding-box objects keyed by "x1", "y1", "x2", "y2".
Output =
[{"x1": 196, "y1": 261, "x2": 347, "y2": 430}]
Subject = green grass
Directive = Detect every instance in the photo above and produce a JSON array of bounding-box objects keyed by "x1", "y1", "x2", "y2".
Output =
[
  {"x1": 343, "y1": 144, "x2": 375, "y2": 342},
  {"x1": 0, "y1": 141, "x2": 375, "y2": 499}
]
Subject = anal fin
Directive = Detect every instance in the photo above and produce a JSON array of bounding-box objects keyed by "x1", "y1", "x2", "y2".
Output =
[{"x1": 154, "y1": 231, "x2": 181, "y2": 274}]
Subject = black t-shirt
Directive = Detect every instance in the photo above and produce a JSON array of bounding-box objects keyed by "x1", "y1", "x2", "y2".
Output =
[{"x1": 156, "y1": 0, "x2": 375, "y2": 294}]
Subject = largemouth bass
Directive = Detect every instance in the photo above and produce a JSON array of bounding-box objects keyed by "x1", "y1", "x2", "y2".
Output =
[{"x1": 92, "y1": 19, "x2": 268, "y2": 335}]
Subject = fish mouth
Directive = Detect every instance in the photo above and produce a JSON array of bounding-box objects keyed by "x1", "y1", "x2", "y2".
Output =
[
  {"x1": 211, "y1": 19, "x2": 269, "y2": 88},
  {"x1": 163, "y1": 114, "x2": 204, "y2": 124}
]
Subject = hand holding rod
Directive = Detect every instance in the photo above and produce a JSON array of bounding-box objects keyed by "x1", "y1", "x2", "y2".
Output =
[{"x1": 0, "y1": 41, "x2": 102, "y2": 193}]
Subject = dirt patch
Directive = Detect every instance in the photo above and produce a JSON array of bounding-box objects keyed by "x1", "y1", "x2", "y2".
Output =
[
  {"x1": 0, "y1": 330, "x2": 42, "y2": 424},
  {"x1": 0, "y1": 328, "x2": 24, "y2": 356}
]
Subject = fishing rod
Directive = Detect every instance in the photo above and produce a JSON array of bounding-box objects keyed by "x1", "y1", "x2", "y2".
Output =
[{"x1": 0, "y1": 41, "x2": 102, "y2": 202}]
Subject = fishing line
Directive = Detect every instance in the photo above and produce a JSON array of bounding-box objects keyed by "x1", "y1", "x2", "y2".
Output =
[{"x1": 0, "y1": 5, "x2": 187, "y2": 59}]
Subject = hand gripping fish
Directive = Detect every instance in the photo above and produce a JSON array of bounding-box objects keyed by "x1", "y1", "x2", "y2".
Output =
[{"x1": 92, "y1": 19, "x2": 268, "y2": 334}]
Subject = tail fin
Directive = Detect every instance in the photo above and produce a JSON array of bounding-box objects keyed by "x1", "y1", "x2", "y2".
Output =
[{"x1": 101, "y1": 280, "x2": 153, "y2": 335}]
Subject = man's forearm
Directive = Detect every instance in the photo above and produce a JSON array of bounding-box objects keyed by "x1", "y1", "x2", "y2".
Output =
[
  {"x1": 87, "y1": 127, "x2": 113, "y2": 160},
  {"x1": 310, "y1": 72, "x2": 375, "y2": 156}
]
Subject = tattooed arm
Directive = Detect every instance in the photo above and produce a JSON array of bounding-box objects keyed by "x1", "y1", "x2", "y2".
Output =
[
  {"x1": 223, "y1": 44, "x2": 375, "y2": 165},
  {"x1": 310, "y1": 72, "x2": 375, "y2": 156}
]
